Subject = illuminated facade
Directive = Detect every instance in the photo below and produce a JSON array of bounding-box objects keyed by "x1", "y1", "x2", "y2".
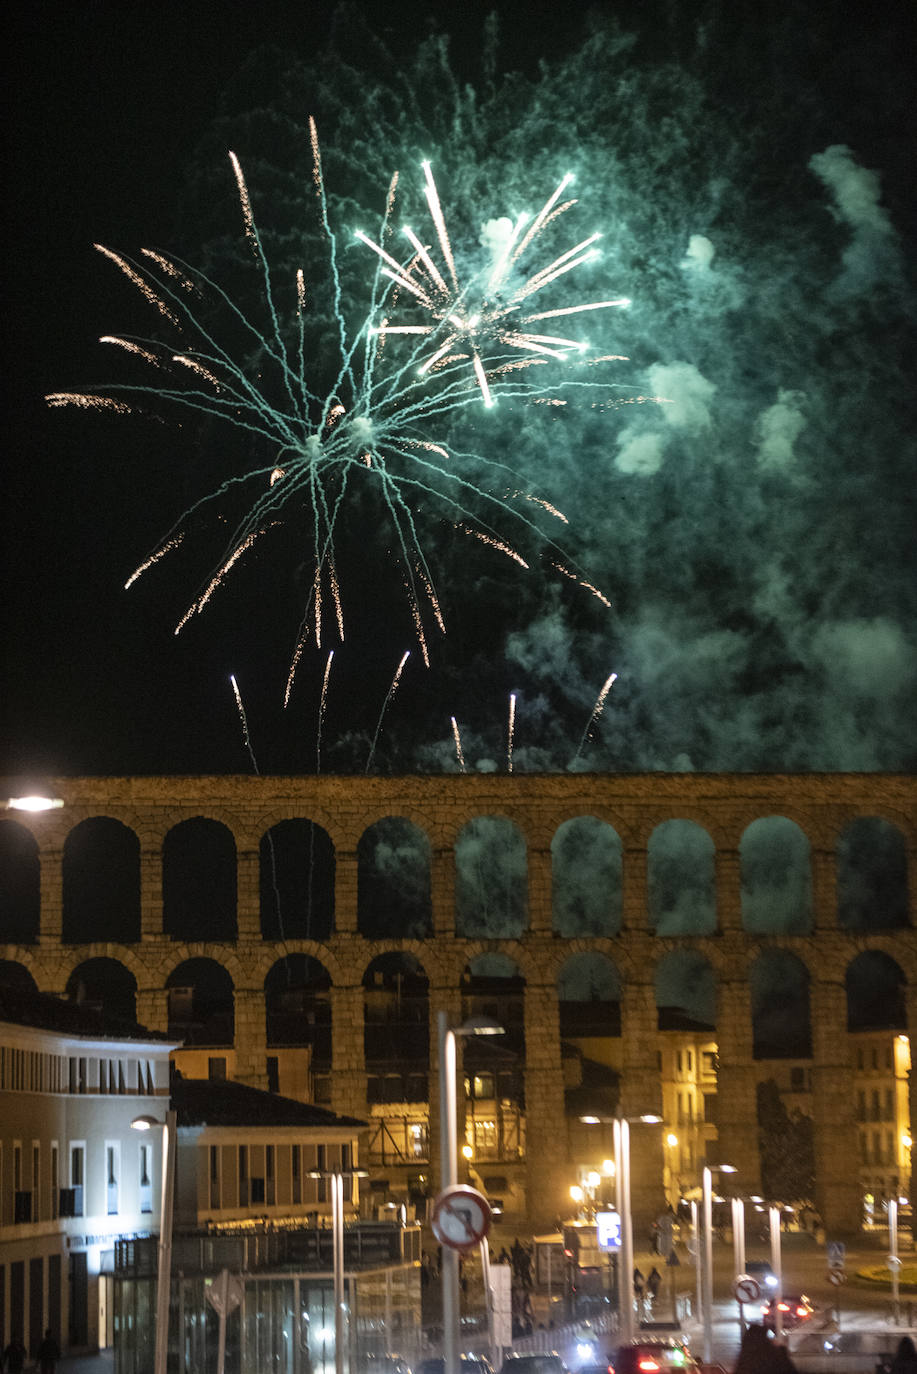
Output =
[{"x1": 1, "y1": 772, "x2": 915, "y2": 1238}]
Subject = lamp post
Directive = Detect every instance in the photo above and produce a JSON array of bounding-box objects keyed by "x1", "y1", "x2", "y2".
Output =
[
  {"x1": 308, "y1": 1167, "x2": 369, "y2": 1374},
  {"x1": 132, "y1": 1110, "x2": 177, "y2": 1374},
  {"x1": 701, "y1": 1163, "x2": 736, "y2": 1364},
  {"x1": 438, "y1": 1013, "x2": 504, "y2": 1374}
]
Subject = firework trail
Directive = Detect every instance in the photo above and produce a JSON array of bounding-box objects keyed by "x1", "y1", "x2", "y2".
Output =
[
  {"x1": 451, "y1": 715, "x2": 466, "y2": 772},
  {"x1": 229, "y1": 673, "x2": 259, "y2": 773},
  {"x1": 49, "y1": 129, "x2": 629, "y2": 695},
  {"x1": 572, "y1": 671, "x2": 618, "y2": 764},
  {"x1": 507, "y1": 692, "x2": 517, "y2": 773},
  {"x1": 365, "y1": 651, "x2": 411, "y2": 773},
  {"x1": 316, "y1": 649, "x2": 334, "y2": 772}
]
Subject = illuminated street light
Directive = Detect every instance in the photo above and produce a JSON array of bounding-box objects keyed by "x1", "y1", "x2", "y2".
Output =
[
  {"x1": 131, "y1": 1110, "x2": 177, "y2": 1374},
  {"x1": 701, "y1": 1163, "x2": 736, "y2": 1363},
  {"x1": 5, "y1": 794, "x2": 65, "y2": 811},
  {"x1": 308, "y1": 1167, "x2": 370, "y2": 1374},
  {"x1": 438, "y1": 1012, "x2": 504, "y2": 1374}
]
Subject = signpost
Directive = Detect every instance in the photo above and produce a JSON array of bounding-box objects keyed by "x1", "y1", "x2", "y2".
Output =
[
  {"x1": 826, "y1": 1238, "x2": 847, "y2": 1333},
  {"x1": 206, "y1": 1269, "x2": 245, "y2": 1374},
  {"x1": 431, "y1": 1184, "x2": 492, "y2": 1252},
  {"x1": 733, "y1": 1274, "x2": 760, "y2": 1332}
]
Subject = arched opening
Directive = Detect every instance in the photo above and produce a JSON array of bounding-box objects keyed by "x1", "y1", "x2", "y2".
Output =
[
  {"x1": 455, "y1": 817, "x2": 527, "y2": 938},
  {"x1": 0, "y1": 960, "x2": 37, "y2": 995},
  {"x1": 655, "y1": 949, "x2": 717, "y2": 1030},
  {"x1": 648, "y1": 820, "x2": 716, "y2": 935},
  {"x1": 558, "y1": 953, "x2": 621, "y2": 1120},
  {"x1": 166, "y1": 959, "x2": 234, "y2": 1045},
  {"x1": 260, "y1": 818, "x2": 334, "y2": 940},
  {"x1": 461, "y1": 954, "x2": 525, "y2": 1167},
  {"x1": 363, "y1": 953, "x2": 430, "y2": 1102},
  {"x1": 751, "y1": 951, "x2": 812, "y2": 1057},
  {"x1": 551, "y1": 817, "x2": 622, "y2": 936},
  {"x1": 66, "y1": 957, "x2": 137, "y2": 1026},
  {"x1": 846, "y1": 951, "x2": 906, "y2": 1031},
  {"x1": 163, "y1": 818, "x2": 237, "y2": 942},
  {"x1": 838, "y1": 818, "x2": 910, "y2": 931},
  {"x1": 740, "y1": 816, "x2": 813, "y2": 934},
  {"x1": 358, "y1": 818, "x2": 432, "y2": 939},
  {"x1": 0, "y1": 820, "x2": 40, "y2": 944},
  {"x1": 62, "y1": 817, "x2": 140, "y2": 944},
  {"x1": 265, "y1": 955, "x2": 332, "y2": 1067}
]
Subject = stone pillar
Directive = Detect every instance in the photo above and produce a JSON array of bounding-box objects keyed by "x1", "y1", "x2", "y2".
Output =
[
  {"x1": 523, "y1": 980, "x2": 567, "y2": 1226},
  {"x1": 810, "y1": 978, "x2": 860, "y2": 1231},
  {"x1": 715, "y1": 848, "x2": 743, "y2": 933},
  {"x1": 136, "y1": 987, "x2": 169, "y2": 1035},
  {"x1": 38, "y1": 843, "x2": 64, "y2": 946},
  {"x1": 428, "y1": 986, "x2": 463, "y2": 1193},
  {"x1": 621, "y1": 843, "x2": 649, "y2": 934},
  {"x1": 907, "y1": 987, "x2": 917, "y2": 1243},
  {"x1": 236, "y1": 847, "x2": 261, "y2": 941},
  {"x1": 430, "y1": 848, "x2": 456, "y2": 939},
  {"x1": 527, "y1": 848, "x2": 553, "y2": 935},
  {"x1": 620, "y1": 979, "x2": 666, "y2": 1234},
  {"x1": 810, "y1": 845, "x2": 838, "y2": 932},
  {"x1": 330, "y1": 983, "x2": 367, "y2": 1121},
  {"x1": 234, "y1": 988, "x2": 268, "y2": 1088},
  {"x1": 140, "y1": 846, "x2": 163, "y2": 940},
  {"x1": 715, "y1": 982, "x2": 762, "y2": 1192},
  {"x1": 335, "y1": 852, "x2": 359, "y2": 934}
]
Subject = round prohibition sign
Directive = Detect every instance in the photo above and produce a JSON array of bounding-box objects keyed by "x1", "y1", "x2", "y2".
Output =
[
  {"x1": 733, "y1": 1275, "x2": 762, "y2": 1304},
  {"x1": 431, "y1": 1185, "x2": 492, "y2": 1252}
]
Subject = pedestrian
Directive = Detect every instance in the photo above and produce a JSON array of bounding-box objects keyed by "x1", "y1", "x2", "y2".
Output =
[
  {"x1": 891, "y1": 1335, "x2": 917, "y2": 1373},
  {"x1": 732, "y1": 1323, "x2": 797, "y2": 1372},
  {"x1": 1, "y1": 1334, "x2": 27, "y2": 1374},
  {"x1": 36, "y1": 1329, "x2": 60, "y2": 1374},
  {"x1": 647, "y1": 1266, "x2": 661, "y2": 1304}
]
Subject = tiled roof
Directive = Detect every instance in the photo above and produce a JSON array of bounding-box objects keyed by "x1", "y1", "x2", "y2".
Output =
[
  {"x1": 172, "y1": 1074, "x2": 367, "y2": 1129},
  {"x1": 0, "y1": 984, "x2": 172, "y2": 1043}
]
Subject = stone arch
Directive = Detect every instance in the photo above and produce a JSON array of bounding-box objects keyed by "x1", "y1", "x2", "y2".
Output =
[
  {"x1": 461, "y1": 953, "x2": 526, "y2": 1147},
  {"x1": 165, "y1": 957, "x2": 234, "y2": 1045},
  {"x1": 363, "y1": 952, "x2": 430, "y2": 1103},
  {"x1": 0, "y1": 959, "x2": 37, "y2": 994},
  {"x1": 163, "y1": 818, "x2": 237, "y2": 942},
  {"x1": 838, "y1": 817, "x2": 910, "y2": 931},
  {"x1": 648, "y1": 820, "x2": 716, "y2": 935},
  {"x1": 551, "y1": 817, "x2": 622, "y2": 936},
  {"x1": 259, "y1": 818, "x2": 334, "y2": 940},
  {"x1": 558, "y1": 952, "x2": 621, "y2": 1115},
  {"x1": 740, "y1": 816, "x2": 813, "y2": 934},
  {"x1": 62, "y1": 816, "x2": 141, "y2": 944},
  {"x1": 846, "y1": 950, "x2": 906, "y2": 1031},
  {"x1": 455, "y1": 816, "x2": 527, "y2": 938},
  {"x1": 655, "y1": 949, "x2": 717, "y2": 1029},
  {"x1": 357, "y1": 817, "x2": 432, "y2": 939},
  {"x1": 0, "y1": 819, "x2": 40, "y2": 944},
  {"x1": 264, "y1": 955, "x2": 332, "y2": 1062},
  {"x1": 66, "y1": 957, "x2": 137, "y2": 1025},
  {"x1": 750, "y1": 950, "x2": 812, "y2": 1057}
]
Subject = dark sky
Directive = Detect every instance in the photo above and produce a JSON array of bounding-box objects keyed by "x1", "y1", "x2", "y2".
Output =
[{"x1": 3, "y1": 1, "x2": 914, "y2": 782}]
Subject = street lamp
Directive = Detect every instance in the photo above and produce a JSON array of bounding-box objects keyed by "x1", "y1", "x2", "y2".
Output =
[
  {"x1": 438, "y1": 1012, "x2": 504, "y2": 1374},
  {"x1": 701, "y1": 1163, "x2": 736, "y2": 1364},
  {"x1": 132, "y1": 1110, "x2": 177, "y2": 1374},
  {"x1": 4, "y1": 794, "x2": 65, "y2": 811},
  {"x1": 308, "y1": 1167, "x2": 370, "y2": 1374},
  {"x1": 580, "y1": 1112, "x2": 662, "y2": 1347}
]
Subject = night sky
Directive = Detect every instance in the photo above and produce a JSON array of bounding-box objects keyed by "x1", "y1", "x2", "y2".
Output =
[{"x1": 3, "y1": 0, "x2": 915, "y2": 782}]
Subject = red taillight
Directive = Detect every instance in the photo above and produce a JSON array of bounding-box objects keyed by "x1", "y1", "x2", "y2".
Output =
[
  {"x1": 777, "y1": 1301, "x2": 790, "y2": 1312},
  {"x1": 637, "y1": 1361, "x2": 661, "y2": 1372},
  {"x1": 795, "y1": 1305, "x2": 808, "y2": 1318}
]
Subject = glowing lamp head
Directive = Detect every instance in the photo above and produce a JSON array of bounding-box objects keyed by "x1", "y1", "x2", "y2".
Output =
[{"x1": 7, "y1": 795, "x2": 64, "y2": 812}]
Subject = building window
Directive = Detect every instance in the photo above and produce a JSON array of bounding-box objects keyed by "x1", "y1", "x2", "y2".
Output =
[
  {"x1": 208, "y1": 1057, "x2": 227, "y2": 1081},
  {"x1": 266, "y1": 1057, "x2": 279, "y2": 1094},
  {"x1": 140, "y1": 1142, "x2": 153, "y2": 1214},
  {"x1": 292, "y1": 1144, "x2": 302, "y2": 1205},
  {"x1": 70, "y1": 1143, "x2": 85, "y2": 1217},
  {"x1": 32, "y1": 1142, "x2": 41, "y2": 1222},
  {"x1": 238, "y1": 1146, "x2": 248, "y2": 1207},
  {"x1": 209, "y1": 1145, "x2": 221, "y2": 1210},
  {"x1": 106, "y1": 1142, "x2": 120, "y2": 1215},
  {"x1": 51, "y1": 1144, "x2": 59, "y2": 1220}
]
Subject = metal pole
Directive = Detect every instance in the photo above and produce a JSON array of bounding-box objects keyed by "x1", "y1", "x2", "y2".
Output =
[
  {"x1": 690, "y1": 1201, "x2": 702, "y2": 1333},
  {"x1": 890, "y1": 1198, "x2": 900, "y2": 1324},
  {"x1": 732, "y1": 1197, "x2": 745, "y2": 1279},
  {"x1": 439, "y1": 1012, "x2": 460, "y2": 1374},
  {"x1": 769, "y1": 1205, "x2": 783, "y2": 1344},
  {"x1": 615, "y1": 1119, "x2": 635, "y2": 1347},
  {"x1": 480, "y1": 1238, "x2": 495, "y2": 1370},
  {"x1": 701, "y1": 1167, "x2": 714, "y2": 1364},
  {"x1": 334, "y1": 1172, "x2": 345, "y2": 1374},
  {"x1": 154, "y1": 1109, "x2": 176, "y2": 1374}
]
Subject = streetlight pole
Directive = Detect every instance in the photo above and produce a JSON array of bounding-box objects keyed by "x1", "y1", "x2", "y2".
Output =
[
  {"x1": 701, "y1": 1163, "x2": 736, "y2": 1364},
  {"x1": 132, "y1": 1110, "x2": 176, "y2": 1374},
  {"x1": 614, "y1": 1119, "x2": 635, "y2": 1347},
  {"x1": 437, "y1": 1013, "x2": 504, "y2": 1374},
  {"x1": 308, "y1": 1168, "x2": 369, "y2": 1374}
]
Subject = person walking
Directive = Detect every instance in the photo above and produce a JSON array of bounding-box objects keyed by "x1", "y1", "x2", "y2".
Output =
[
  {"x1": 890, "y1": 1335, "x2": 917, "y2": 1373},
  {"x1": 36, "y1": 1329, "x2": 60, "y2": 1374},
  {"x1": 1, "y1": 1334, "x2": 27, "y2": 1374},
  {"x1": 732, "y1": 1323, "x2": 797, "y2": 1372}
]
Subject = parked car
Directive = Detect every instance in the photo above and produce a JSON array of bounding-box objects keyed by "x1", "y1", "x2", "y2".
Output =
[
  {"x1": 418, "y1": 1358, "x2": 495, "y2": 1374},
  {"x1": 363, "y1": 1358, "x2": 412, "y2": 1374},
  {"x1": 499, "y1": 1357, "x2": 568, "y2": 1374},
  {"x1": 760, "y1": 1293, "x2": 815, "y2": 1331},
  {"x1": 609, "y1": 1338, "x2": 700, "y2": 1372}
]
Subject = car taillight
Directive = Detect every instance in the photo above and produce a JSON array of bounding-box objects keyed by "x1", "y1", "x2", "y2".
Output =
[
  {"x1": 637, "y1": 1361, "x2": 661, "y2": 1372},
  {"x1": 777, "y1": 1301, "x2": 790, "y2": 1312},
  {"x1": 795, "y1": 1305, "x2": 808, "y2": 1318}
]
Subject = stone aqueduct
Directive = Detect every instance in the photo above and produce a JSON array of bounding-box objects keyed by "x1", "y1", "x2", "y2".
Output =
[{"x1": 2, "y1": 771, "x2": 916, "y2": 1232}]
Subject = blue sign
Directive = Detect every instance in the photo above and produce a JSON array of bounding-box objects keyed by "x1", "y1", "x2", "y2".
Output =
[{"x1": 596, "y1": 1210, "x2": 622, "y2": 1252}]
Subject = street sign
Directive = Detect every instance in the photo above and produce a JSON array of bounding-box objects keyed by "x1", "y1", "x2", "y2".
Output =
[
  {"x1": 431, "y1": 1184, "x2": 492, "y2": 1252},
  {"x1": 887, "y1": 1254, "x2": 903, "y2": 1270},
  {"x1": 827, "y1": 1269, "x2": 847, "y2": 1286},
  {"x1": 826, "y1": 1241, "x2": 846, "y2": 1269},
  {"x1": 733, "y1": 1275, "x2": 761, "y2": 1304},
  {"x1": 596, "y1": 1209, "x2": 622, "y2": 1252}
]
